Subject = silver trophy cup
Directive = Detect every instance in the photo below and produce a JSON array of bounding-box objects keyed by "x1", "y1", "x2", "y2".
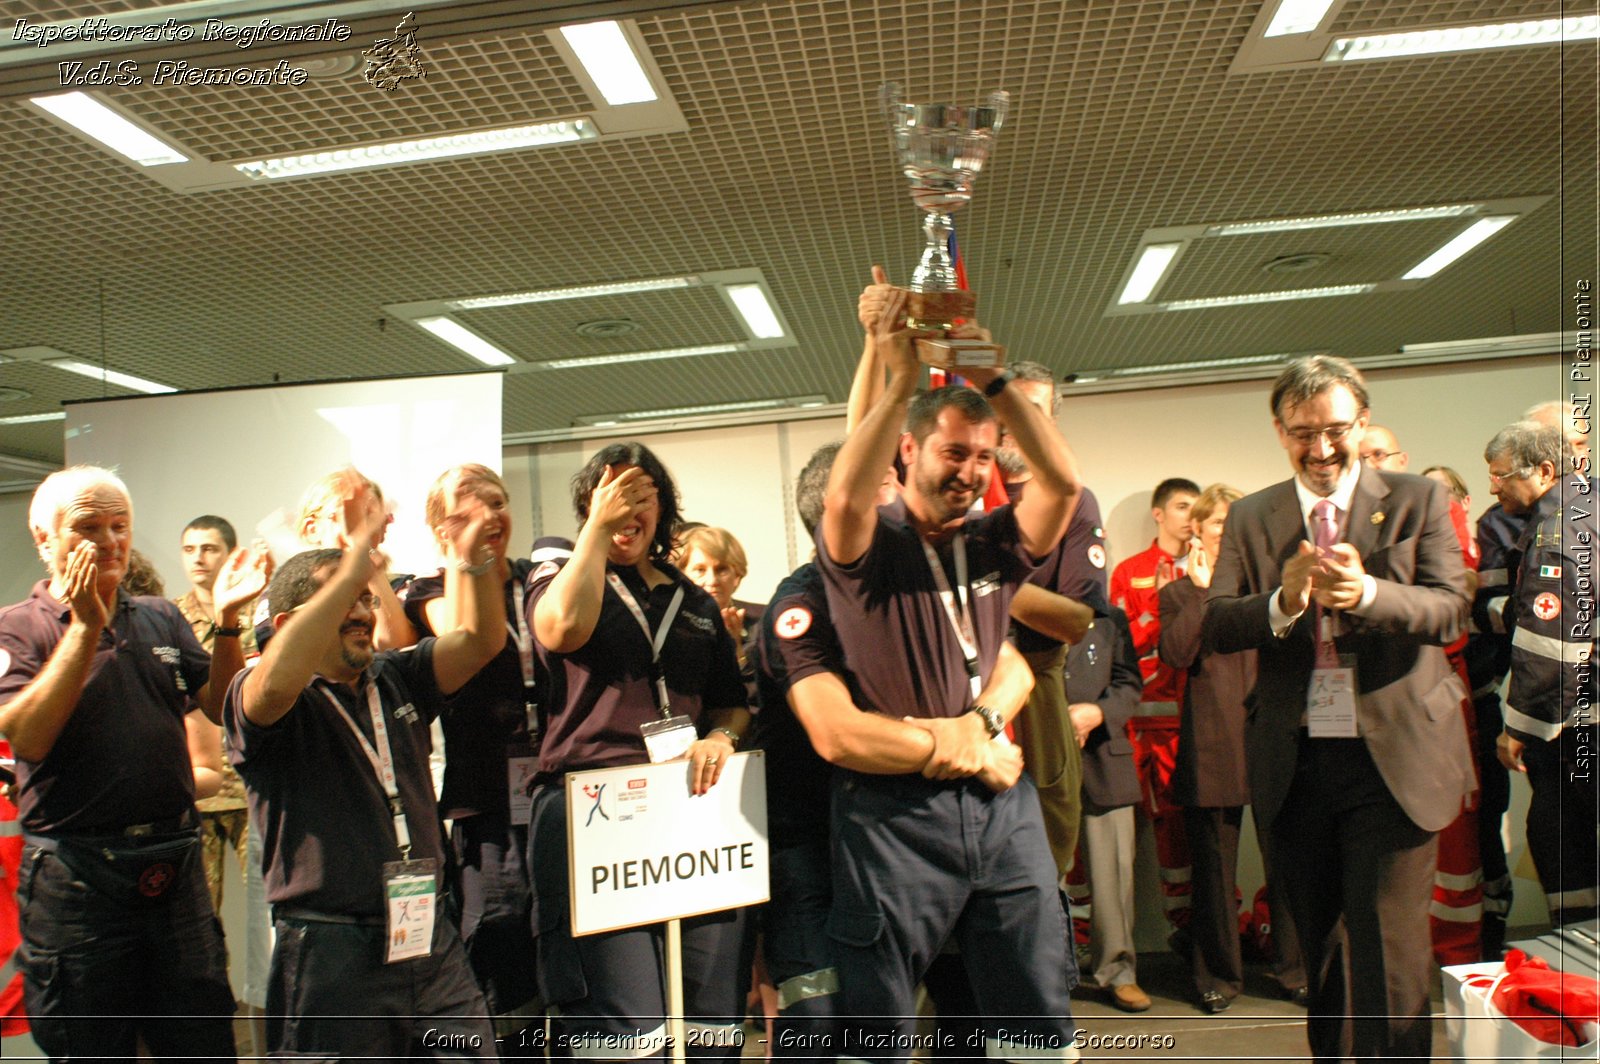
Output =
[{"x1": 882, "y1": 83, "x2": 1009, "y2": 367}]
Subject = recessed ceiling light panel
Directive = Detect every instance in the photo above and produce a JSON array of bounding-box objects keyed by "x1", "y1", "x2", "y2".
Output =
[
  {"x1": 1118, "y1": 243, "x2": 1182, "y2": 304},
  {"x1": 558, "y1": 21, "x2": 659, "y2": 105},
  {"x1": 1158, "y1": 284, "x2": 1375, "y2": 311},
  {"x1": 234, "y1": 120, "x2": 596, "y2": 180},
  {"x1": 1402, "y1": 216, "x2": 1516, "y2": 279},
  {"x1": 29, "y1": 91, "x2": 188, "y2": 165},
  {"x1": 1264, "y1": 0, "x2": 1337, "y2": 37},
  {"x1": 45, "y1": 358, "x2": 175, "y2": 393},
  {"x1": 1204, "y1": 205, "x2": 1479, "y2": 237},
  {"x1": 449, "y1": 276, "x2": 698, "y2": 309},
  {"x1": 1326, "y1": 16, "x2": 1599, "y2": 62},
  {"x1": 415, "y1": 317, "x2": 517, "y2": 366}
]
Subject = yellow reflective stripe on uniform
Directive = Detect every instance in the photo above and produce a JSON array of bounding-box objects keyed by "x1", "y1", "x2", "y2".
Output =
[
  {"x1": 0, "y1": 820, "x2": 19, "y2": 837},
  {"x1": 1435, "y1": 869, "x2": 1483, "y2": 891},
  {"x1": 1503, "y1": 702, "x2": 1565, "y2": 740},
  {"x1": 1513, "y1": 626, "x2": 1593, "y2": 664},
  {"x1": 1429, "y1": 899, "x2": 1483, "y2": 922},
  {"x1": 1549, "y1": 886, "x2": 1599, "y2": 910},
  {"x1": 776, "y1": 967, "x2": 840, "y2": 1010}
]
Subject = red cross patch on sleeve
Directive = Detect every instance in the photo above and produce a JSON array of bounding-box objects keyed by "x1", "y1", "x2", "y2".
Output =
[
  {"x1": 775, "y1": 606, "x2": 813, "y2": 639},
  {"x1": 1533, "y1": 592, "x2": 1561, "y2": 621}
]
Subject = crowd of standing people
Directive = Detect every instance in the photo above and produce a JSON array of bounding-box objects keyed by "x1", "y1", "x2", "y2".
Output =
[{"x1": 0, "y1": 277, "x2": 1592, "y2": 1062}]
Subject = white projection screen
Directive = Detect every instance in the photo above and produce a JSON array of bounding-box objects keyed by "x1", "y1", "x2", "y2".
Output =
[{"x1": 63, "y1": 372, "x2": 503, "y2": 585}]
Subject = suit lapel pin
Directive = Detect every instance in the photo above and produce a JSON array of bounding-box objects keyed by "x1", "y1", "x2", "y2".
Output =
[{"x1": 1370, "y1": 512, "x2": 1385, "y2": 525}]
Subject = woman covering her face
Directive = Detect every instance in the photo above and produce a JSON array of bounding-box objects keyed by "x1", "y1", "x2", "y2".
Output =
[{"x1": 524, "y1": 442, "x2": 751, "y2": 1059}]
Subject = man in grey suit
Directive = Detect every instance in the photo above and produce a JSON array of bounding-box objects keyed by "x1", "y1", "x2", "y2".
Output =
[{"x1": 1205, "y1": 356, "x2": 1473, "y2": 1062}]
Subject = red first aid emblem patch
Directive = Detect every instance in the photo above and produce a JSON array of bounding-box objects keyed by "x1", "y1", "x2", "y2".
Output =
[
  {"x1": 775, "y1": 606, "x2": 813, "y2": 639},
  {"x1": 1533, "y1": 592, "x2": 1561, "y2": 621},
  {"x1": 1087, "y1": 544, "x2": 1106, "y2": 570},
  {"x1": 138, "y1": 862, "x2": 176, "y2": 897}
]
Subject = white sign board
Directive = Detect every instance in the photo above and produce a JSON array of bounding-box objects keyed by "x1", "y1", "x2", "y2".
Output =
[{"x1": 566, "y1": 751, "x2": 768, "y2": 936}]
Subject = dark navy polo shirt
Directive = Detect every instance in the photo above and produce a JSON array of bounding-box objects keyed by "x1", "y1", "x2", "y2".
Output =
[
  {"x1": 1009, "y1": 483, "x2": 1110, "y2": 653},
  {"x1": 224, "y1": 639, "x2": 446, "y2": 917},
  {"x1": 403, "y1": 557, "x2": 537, "y2": 821},
  {"x1": 815, "y1": 496, "x2": 1036, "y2": 719},
  {"x1": 0, "y1": 581, "x2": 210, "y2": 835},
  {"x1": 527, "y1": 557, "x2": 746, "y2": 781},
  {"x1": 753, "y1": 562, "x2": 848, "y2": 844}
]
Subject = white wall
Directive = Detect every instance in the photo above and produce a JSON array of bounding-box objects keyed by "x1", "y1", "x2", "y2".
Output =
[{"x1": 0, "y1": 494, "x2": 41, "y2": 605}]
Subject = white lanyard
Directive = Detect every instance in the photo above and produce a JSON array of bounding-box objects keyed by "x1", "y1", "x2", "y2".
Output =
[
  {"x1": 605, "y1": 571, "x2": 685, "y2": 719},
  {"x1": 317, "y1": 677, "x2": 412, "y2": 856},
  {"x1": 509, "y1": 583, "x2": 534, "y2": 691},
  {"x1": 921, "y1": 534, "x2": 982, "y2": 702}
]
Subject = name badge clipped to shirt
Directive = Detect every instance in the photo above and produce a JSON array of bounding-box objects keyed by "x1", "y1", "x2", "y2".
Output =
[
  {"x1": 383, "y1": 858, "x2": 438, "y2": 964},
  {"x1": 507, "y1": 743, "x2": 537, "y2": 827},
  {"x1": 641, "y1": 715, "x2": 697, "y2": 763},
  {"x1": 1307, "y1": 655, "x2": 1359, "y2": 738}
]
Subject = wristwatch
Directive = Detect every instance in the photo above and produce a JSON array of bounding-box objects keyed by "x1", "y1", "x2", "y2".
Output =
[
  {"x1": 983, "y1": 370, "x2": 1015, "y2": 399},
  {"x1": 970, "y1": 704, "x2": 1005, "y2": 738}
]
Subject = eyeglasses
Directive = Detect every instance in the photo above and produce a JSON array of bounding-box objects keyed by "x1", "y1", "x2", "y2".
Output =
[
  {"x1": 1361, "y1": 449, "x2": 1398, "y2": 464},
  {"x1": 1284, "y1": 422, "x2": 1357, "y2": 446},
  {"x1": 1487, "y1": 467, "x2": 1534, "y2": 486},
  {"x1": 289, "y1": 591, "x2": 378, "y2": 614}
]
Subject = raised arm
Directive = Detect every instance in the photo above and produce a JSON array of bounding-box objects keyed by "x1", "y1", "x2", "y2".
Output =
[
  {"x1": 194, "y1": 544, "x2": 271, "y2": 724},
  {"x1": 238, "y1": 509, "x2": 384, "y2": 729},
  {"x1": 0, "y1": 544, "x2": 111, "y2": 761},
  {"x1": 428, "y1": 495, "x2": 507, "y2": 696},
  {"x1": 533, "y1": 465, "x2": 655, "y2": 654},
  {"x1": 964, "y1": 366, "x2": 1081, "y2": 560},
  {"x1": 822, "y1": 288, "x2": 926, "y2": 566},
  {"x1": 845, "y1": 266, "x2": 896, "y2": 433}
]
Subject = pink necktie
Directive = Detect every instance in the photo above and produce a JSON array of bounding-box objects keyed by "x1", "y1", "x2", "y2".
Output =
[{"x1": 1312, "y1": 499, "x2": 1340, "y2": 666}]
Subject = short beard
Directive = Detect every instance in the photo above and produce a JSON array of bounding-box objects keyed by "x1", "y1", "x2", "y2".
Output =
[
  {"x1": 340, "y1": 644, "x2": 374, "y2": 672},
  {"x1": 995, "y1": 447, "x2": 1027, "y2": 477}
]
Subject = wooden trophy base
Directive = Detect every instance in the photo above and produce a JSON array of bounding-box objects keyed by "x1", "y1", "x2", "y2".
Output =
[
  {"x1": 914, "y1": 337, "x2": 1008, "y2": 369},
  {"x1": 903, "y1": 288, "x2": 1006, "y2": 369}
]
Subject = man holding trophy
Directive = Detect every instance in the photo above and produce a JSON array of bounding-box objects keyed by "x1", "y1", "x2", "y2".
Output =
[{"x1": 810, "y1": 87, "x2": 1083, "y2": 1064}]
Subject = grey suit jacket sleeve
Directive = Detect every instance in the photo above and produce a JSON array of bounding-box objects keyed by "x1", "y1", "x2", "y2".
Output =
[{"x1": 1347, "y1": 479, "x2": 1470, "y2": 643}]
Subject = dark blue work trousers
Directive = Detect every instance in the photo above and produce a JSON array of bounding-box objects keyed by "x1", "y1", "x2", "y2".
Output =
[{"x1": 828, "y1": 772, "x2": 1078, "y2": 1064}]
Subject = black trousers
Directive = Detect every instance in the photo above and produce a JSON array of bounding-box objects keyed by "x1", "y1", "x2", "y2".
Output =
[
  {"x1": 17, "y1": 839, "x2": 236, "y2": 1062},
  {"x1": 1273, "y1": 737, "x2": 1438, "y2": 1063},
  {"x1": 1523, "y1": 721, "x2": 1600, "y2": 923}
]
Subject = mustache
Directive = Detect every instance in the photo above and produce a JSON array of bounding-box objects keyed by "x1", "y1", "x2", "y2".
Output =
[{"x1": 340, "y1": 620, "x2": 373, "y2": 636}]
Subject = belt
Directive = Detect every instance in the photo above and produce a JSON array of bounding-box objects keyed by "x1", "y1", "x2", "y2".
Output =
[
  {"x1": 274, "y1": 906, "x2": 384, "y2": 927},
  {"x1": 26, "y1": 811, "x2": 198, "y2": 847}
]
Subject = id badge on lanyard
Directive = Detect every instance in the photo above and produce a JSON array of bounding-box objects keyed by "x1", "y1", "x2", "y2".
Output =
[
  {"x1": 383, "y1": 858, "x2": 438, "y2": 963},
  {"x1": 1308, "y1": 612, "x2": 1359, "y2": 739},
  {"x1": 922, "y1": 535, "x2": 983, "y2": 705},
  {"x1": 319, "y1": 678, "x2": 437, "y2": 961},
  {"x1": 606, "y1": 572, "x2": 697, "y2": 762}
]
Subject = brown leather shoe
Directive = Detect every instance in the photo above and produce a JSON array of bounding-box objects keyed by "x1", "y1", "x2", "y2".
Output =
[{"x1": 1111, "y1": 983, "x2": 1152, "y2": 1012}]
